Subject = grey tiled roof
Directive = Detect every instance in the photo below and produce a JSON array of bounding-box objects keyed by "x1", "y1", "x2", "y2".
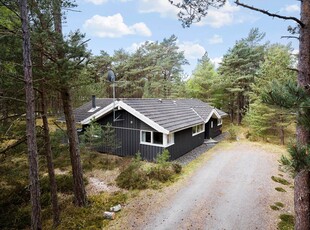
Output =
[
  {"x1": 65, "y1": 98, "x2": 227, "y2": 132},
  {"x1": 123, "y1": 99, "x2": 203, "y2": 132},
  {"x1": 72, "y1": 98, "x2": 114, "y2": 123}
]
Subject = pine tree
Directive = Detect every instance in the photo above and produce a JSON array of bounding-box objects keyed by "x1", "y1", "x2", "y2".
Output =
[{"x1": 218, "y1": 28, "x2": 266, "y2": 124}]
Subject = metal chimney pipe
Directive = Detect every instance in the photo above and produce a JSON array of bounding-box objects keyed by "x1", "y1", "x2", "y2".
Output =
[{"x1": 92, "y1": 95, "x2": 96, "y2": 108}]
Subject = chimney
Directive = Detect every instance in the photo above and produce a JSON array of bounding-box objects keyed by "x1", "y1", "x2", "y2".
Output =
[{"x1": 92, "y1": 95, "x2": 96, "y2": 108}]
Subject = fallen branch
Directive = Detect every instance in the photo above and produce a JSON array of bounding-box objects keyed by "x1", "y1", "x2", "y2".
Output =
[{"x1": 0, "y1": 136, "x2": 27, "y2": 154}]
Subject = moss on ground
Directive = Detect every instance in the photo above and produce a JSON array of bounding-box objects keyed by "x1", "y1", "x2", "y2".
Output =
[
  {"x1": 271, "y1": 176, "x2": 290, "y2": 186},
  {"x1": 270, "y1": 202, "x2": 285, "y2": 211},
  {"x1": 278, "y1": 214, "x2": 294, "y2": 230},
  {"x1": 275, "y1": 187, "x2": 287, "y2": 192}
]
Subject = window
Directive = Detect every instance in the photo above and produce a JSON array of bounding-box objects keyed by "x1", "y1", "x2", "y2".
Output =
[
  {"x1": 153, "y1": 132, "x2": 163, "y2": 145},
  {"x1": 192, "y1": 124, "x2": 204, "y2": 136},
  {"x1": 218, "y1": 118, "x2": 222, "y2": 126},
  {"x1": 141, "y1": 131, "x2": 174, "y2": 147},
  {"x1": 211, "y1": 121, "x2": 214, "y2": 128},
  {"x1": 141, "y1": 131, "x2": 151, "y2": 143}
]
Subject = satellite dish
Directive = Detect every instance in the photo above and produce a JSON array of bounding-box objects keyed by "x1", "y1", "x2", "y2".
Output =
[{"x1": 107, "y1": 69, "x2": 116, "y2": 82}]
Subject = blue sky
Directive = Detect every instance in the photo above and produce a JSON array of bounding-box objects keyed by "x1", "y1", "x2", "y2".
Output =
[{"x1": 64, "y1": 0, "x2": 300, "y2": 75}]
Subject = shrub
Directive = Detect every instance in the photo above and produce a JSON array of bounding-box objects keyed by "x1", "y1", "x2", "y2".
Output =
[
  {"x1": 148, "y1": 151, "x2": 182, "y2": 182},
  {"x1": 116, "y1": 153, "x2": 148, "y2": 190},
  {"x1": 172, "y1": 163, "x2": 182, "y2": 174},
  {"x1": 116, "y1": 151, "x2": 182, "y2": 190},
  {"x1": 228, "y1": 124, "x2": 237, "y2": 141},
  {"x1": 156, "y1": 149, "x2": 170, "y2": 167}
]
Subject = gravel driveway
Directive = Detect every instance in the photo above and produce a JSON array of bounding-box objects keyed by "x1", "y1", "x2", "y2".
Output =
[{"x1": 109, "y1": 141, "x2": 293, "y2": 230}]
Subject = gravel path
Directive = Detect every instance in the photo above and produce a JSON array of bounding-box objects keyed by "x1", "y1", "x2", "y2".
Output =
[{"x1": 109, "y1": 141, "x2": 293, "y2": 230}]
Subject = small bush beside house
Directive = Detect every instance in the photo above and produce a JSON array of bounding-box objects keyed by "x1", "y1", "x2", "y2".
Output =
[{"x1": 116, "y1": 150, "x2": 182, "y2": 190}]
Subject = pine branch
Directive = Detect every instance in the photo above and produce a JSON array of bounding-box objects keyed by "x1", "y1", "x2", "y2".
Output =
[
  {"x1": 287, "y1": 67, "x2": 299, "y2": 73},
  {"x1": 281, "y1": 36, "x2": 300, "y2": 40},
  {"x1": 234, "y1": 0, "x2": 304, "y2": 28},
  {"x1": 0, "y1": 0, "x2": 21, "y2": 19},
  {"x1": 0, "y1": 96, "x2": 26, "y2": 103}
]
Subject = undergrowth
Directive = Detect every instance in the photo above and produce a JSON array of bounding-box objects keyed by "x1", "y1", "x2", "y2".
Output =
[
  {"x1": 116, "y1": 150, "x2": 182, "y2": 190},
  {"x1": 53, "y1": 192, "x2": 128, "y2": 229}
]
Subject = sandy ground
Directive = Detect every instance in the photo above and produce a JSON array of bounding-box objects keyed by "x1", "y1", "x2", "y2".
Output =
[{"x1": 108, "y1": 141, "x2": 294, "y2": 230}]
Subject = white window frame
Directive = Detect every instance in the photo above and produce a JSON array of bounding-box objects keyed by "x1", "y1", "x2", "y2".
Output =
[
  {"x1": 217, "y1": 118, "x2": 222, "y2": 126},
  {"x1": 192, "y1": 124, "x2": 205, "y2": 136},
  {"x1": 140, "y1": 130, "x2": 174, "y2": 147}
]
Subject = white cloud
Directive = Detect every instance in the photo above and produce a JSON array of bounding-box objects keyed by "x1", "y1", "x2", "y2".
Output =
[
  {"x1": 85, "y1": 0, "x2": 108, "y2": 5},
  {"x1": 196, "y1": 1, "x2": 240, "y2": 28},
  {"x1": 126, "y1": 41, "x2": 153, "y2": 53},
  {"x1": 210, "y1": 57, "x2": 223, "y2": 69},
  {"x1": 178, "y1": 41, "x2": 206, "y2": 60},
  {"x1": 208, "y1": 34, "x2": 223, "y2": 44},
  {"x1": 83, "y1": 14, "x2": 152, "y2": 38},
  {"x1": 282, "y1": 4, "x2": 300, "y2": 13},
  {"x1": 138, "y1": 0, "x2": 180, "y2": 18}
]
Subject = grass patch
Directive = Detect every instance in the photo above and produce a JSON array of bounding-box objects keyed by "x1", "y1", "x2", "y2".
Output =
[
  {"x1": 270, "y1": 205, "x2": 280, "y2": 211},
  {"x1": 275, "y1": 202, "x2": 285, "y2": 208},
  {"x1": 275, "y1": 187, "x2": 287, "y2": 192},
  {"x1": 51, "y1": 191, "x2": 128, "y2": 229},
  {"x1": 270, "y1": 202, "x2": 285, "y2": 211},
  {"x1": 278, "y1": 214, "x2": 294, "y2": 230},
  {"x1": 271, "y1": 176, "x2": 290, "y2": 186}
]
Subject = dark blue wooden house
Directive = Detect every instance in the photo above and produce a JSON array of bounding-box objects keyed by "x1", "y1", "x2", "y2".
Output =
[{"x1": 71, "y1": 97, "x2": 227, "y2": 161}]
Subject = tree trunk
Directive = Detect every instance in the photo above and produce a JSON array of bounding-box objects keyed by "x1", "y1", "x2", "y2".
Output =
[
  {"x1": 295, "y1": 1, "x2": 310, "y2": 229},
  {"x1": 40, "y1": 85, "x2": 60, "y2": 226},
  {"x1": 236, "y1": 93, "x2": 242, "y2": 125},
  {"x1": 53, "y1": 0, "x2": 87, "y2": 206},
  {"x1": 20, "y1": 0, "x2": 42, "y2": 229},
  {"x1": 294, "y1": 170, "x2": 310, "y2": 230},
  {"x1": 61, "y1": 88, "x2": 87, "y2": 206},
  {"x1": 279, "y1": 126, "x2": 285, "y2": 145}
]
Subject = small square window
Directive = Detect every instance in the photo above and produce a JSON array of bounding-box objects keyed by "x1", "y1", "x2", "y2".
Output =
[{"x1": 153, "y1": 132, "x2": 163, "y2": 145}]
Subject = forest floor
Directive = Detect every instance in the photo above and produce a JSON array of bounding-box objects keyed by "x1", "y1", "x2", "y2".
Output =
[{"x1": 107, "y1": 140, "x2": 294, "y2": 230}]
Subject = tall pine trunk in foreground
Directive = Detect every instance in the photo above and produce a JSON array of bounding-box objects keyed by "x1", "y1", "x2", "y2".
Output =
[
  {"x1": 294, "y1": 1, "x2": 310, "y2": 229},
  {"x1": 53, "y1": 0, "x2": 87, "y2": 206},
  {"x1": 60, "y1": 88, "x2": 87, "y2": 205},
  {"x1": 20, "y1": 0, "x2": 42, "y2": 228}
]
